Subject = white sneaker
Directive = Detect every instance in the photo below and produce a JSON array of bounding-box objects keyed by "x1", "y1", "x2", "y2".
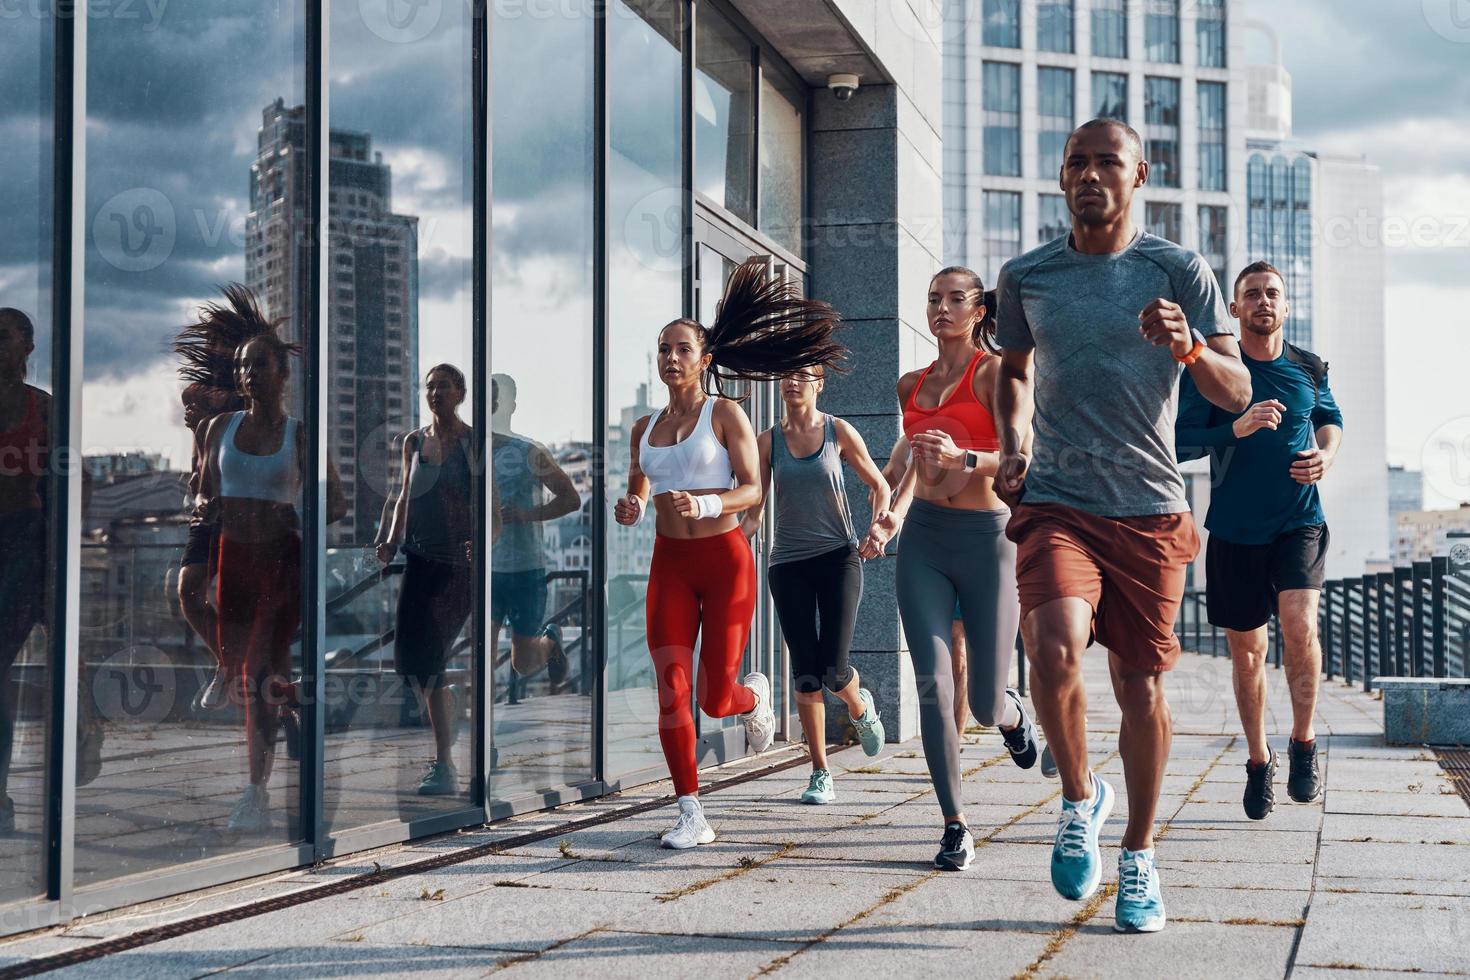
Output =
[
  {"x1": 227, "y1": 784, "x2": 270, "y2": 833},
  {"x1": 660, "y1": 795, "x2": 715, "y2": 849},
  {"x1": 741, "y1": 671, "x2": 775, "y2": 753}
]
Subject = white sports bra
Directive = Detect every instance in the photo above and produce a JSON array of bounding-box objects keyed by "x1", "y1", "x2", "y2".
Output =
[
  {"x1": 639, "y1": 397, "x2": 735, "y2": 495},
  {"x1": 218, "y1": 411, "x2": 300, "y2": 504}
]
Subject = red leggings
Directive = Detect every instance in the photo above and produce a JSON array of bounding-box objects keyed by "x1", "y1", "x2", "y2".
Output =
[
  {"x1": 646, "y1": 528, "x2": 758, "y2": 796},
  {"x1": 217, "y1": 532, "x2": 301, "y2": 784}
]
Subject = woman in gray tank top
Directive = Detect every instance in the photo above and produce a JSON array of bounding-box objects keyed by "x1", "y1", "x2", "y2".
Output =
[{"x1": 740, "y1": 366, "x2": 890, "y2": 805}]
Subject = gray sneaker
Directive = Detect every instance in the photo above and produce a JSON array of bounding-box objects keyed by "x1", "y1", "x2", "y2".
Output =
[
  {"x1": 227, "y1": 784, "x2": 270, "y2": 833},
  {"x1": 741, "y1": 672, "x2": 775, "y2": 753},
  {"x1": 851, "y1": 688, "x2": 885, "y2": 756},
  {"x1": 417, "y1": 760, "x2": 459, "y2": 796},
  {"x1": 1040, "y1": 744, "x2": 1058, "y2": 779}
]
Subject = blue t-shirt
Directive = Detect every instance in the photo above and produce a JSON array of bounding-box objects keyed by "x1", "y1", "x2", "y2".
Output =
[{"x1": 1176, "y1": 347, "x2": 1344, "y2": 545}]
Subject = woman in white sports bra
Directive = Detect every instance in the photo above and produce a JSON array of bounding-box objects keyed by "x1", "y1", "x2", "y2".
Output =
[
  {"x1": 614, "y1": 258, "x2": 846, "y2": 851},
  {"x1": 199, "y1": 328, "x2": 344, "y2": 833}
]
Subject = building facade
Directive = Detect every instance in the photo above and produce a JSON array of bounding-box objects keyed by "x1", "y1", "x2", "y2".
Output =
[
  {"x1": 7, "y1": 0, "x2": 941, "y2": 934},
  {"x1": 1394, "y1": 504, "x2": 1470, "y2": 565},
  {"x1": 942, "y1": 0, "x2": 1246, "y2": 288}
]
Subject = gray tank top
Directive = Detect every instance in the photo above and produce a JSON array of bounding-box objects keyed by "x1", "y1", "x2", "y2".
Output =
[{"x1": 769, "y1": 415, "x2": 856, "y2": 566}]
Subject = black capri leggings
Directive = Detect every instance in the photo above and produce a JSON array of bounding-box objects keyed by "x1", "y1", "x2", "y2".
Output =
[
  {"x1": 394, "y1": 550, "x2": 473, "y2": 687},
  {"x1": 767, "y1": 543, "x2": 862, "y2": 695}
]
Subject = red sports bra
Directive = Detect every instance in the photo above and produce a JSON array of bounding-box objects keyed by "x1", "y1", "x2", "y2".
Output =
[
  {"x1": 902, "y1": 351, "x2": 1000, "y2": 452},
  {"x1": 0, "y1": 387, "x2": 48, "y2": 511}
]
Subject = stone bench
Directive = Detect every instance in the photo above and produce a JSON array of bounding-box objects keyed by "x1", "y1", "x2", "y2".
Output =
[{"x1": 1375, "y1": 677, "x2": 1470, "y2": 745}]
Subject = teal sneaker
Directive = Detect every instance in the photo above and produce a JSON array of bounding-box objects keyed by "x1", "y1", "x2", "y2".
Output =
[
  {"x1": 800, "y1": 769, "x2": 835, "y2": 805},
  {"x1": 1051, "y1": 772, "x2": 1114, "y2": 900},
  {"x1": 851, "y1": 689, "x2": 885, "y2": 756},
  {"x1": 416, "y1": 760, "x2": 459, "y2": 796},
  {"x1": 1114, "y1": 848, "x2": 1167, "y2": 933}
]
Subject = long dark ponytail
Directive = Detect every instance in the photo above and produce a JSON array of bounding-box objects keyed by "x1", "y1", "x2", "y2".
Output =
[
  {"x1": 931, "y1": 266, "x2": 997, "y2": 353},
  {"x1": 671, "y1": 258, "x2": 847, "y2": 398}
]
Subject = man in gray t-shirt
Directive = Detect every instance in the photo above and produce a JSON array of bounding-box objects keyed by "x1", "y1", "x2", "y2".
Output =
[{"x1": 992, "y1": 119, "x2": 1251, "y2": 934}]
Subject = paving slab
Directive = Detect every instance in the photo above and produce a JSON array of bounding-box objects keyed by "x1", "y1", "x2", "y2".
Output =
[
  {"x1": 1293, "y1": 891, "x2": 1470, "y2": 975},
  {"x1": 1039, "y1": 921, "x2": 1300, "y2": 980},
  {"x1": 768, "y1": 924, "x2": 1050, "y2": 977},
  {"x1": 495, "y1": 930, "x2": 798, "y2": 978}
]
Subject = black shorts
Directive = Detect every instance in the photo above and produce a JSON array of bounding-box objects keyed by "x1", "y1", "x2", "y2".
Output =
[
  {"x1": 1205, "y1": 523, "x2": 1329, "y2": 632},
  {"x1": 181, "y1": 522, "x2": 217, "y2": 568},
  {"x1": 768, "y1": 544, "x2": 862, "y2": 695},
  {"x1": 394, "y1": 550, "x2": 474, "y2": 685}
]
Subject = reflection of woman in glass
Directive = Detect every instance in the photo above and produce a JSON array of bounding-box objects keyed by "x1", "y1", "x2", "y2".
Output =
[
  {"x1": 614, "y1": 259, "x2": 846, "y2": 850},
  {"x1": 0, "y1": 308, "x2": 49, "y2": 835},
  {"x1": 200, "y1": 325, "x2": 345, "y2": 833},
  {"x1": 173, "y1": 286, "x2": 260, "y2": 710},
  {"x1": 490, "y1": 374, "x2": 580, "y2": 688},
  {"x1": 377, "y1": 364, "x2": 476, "y2": 797},
  {"x1": 739, "y1": 365, "x2": 890, "y2": 805}
]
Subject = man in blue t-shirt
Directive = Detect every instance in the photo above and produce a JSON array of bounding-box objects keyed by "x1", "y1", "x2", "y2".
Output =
[{"x1": 1177, "y1": 261, "x2": 1344, "y2": 822}]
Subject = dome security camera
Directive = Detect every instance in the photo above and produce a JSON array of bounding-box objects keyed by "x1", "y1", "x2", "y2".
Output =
[{"x1": 827, "y1": 73, "x2": 860, "y2": 102}]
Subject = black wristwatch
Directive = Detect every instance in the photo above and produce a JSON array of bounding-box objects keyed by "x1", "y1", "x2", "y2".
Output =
[{"x1": 963, "y1": 450, "x2": 980, "y2": 473}]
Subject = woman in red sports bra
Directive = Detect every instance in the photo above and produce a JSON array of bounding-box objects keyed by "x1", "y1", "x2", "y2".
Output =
[{"x1": 860, "y1": 267, "x2": 1039, "y2": 871}]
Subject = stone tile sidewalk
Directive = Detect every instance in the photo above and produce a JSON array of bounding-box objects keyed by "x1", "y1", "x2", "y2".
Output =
[{"x1": 3, "y1": 651, "x2": 1467, "y2": 979}]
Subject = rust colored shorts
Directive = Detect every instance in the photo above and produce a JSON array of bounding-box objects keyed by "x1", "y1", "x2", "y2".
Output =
[{"x1": 1005, "y1": 502, "x2": 1200, "y2": 673}]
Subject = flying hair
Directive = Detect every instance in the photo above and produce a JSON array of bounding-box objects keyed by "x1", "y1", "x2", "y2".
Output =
[
  {"x1": 174, "y1": 283, "x2": 290, "y2": 389},
  {"x1": 669, "y1": 258, "x2": 847, "y2": 399}
]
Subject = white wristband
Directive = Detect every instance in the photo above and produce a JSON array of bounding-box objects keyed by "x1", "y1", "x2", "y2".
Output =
[
  {"x1": 692, "y1": 493, "x2": 724, "y2": 519},
  {"x1": 630, "y1": 496, "x2": 647, "y2": 526}
]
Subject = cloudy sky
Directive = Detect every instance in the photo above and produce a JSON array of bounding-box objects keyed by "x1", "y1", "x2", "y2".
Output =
[{"x1": 1242, "y1": 0, "x2": 1470, "y2": 507}]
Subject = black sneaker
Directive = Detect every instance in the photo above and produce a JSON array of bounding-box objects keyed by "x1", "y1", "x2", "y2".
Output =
[
  {"x1": 544, "y1": 624, "x2": 568, "y2": 686},
  {"x1": 1243, "y1": 749, "x2": 1276, "y2": 820},
  {"x1": 934, "y1": 821, "x2": 975, "y2": 871},
  {"x1": 999, "y1": 689, "x2": 1038, "y2": 769},
  {"x1": 1287, "y1": 738, "x2": 1322, "y2": 803}
]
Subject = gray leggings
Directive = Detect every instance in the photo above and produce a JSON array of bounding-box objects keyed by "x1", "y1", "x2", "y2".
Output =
[{"x1": 897, "y1": 499, "x2": 1020, "y2": 819}]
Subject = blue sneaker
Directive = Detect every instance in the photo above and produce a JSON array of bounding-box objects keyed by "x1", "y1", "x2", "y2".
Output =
[
  {"x1": 1051, "y1": 772, "x2": 1114, "y2": 900},
  {"x1": 800, "y1": 769, "x2": 835, "y2": 805},
  {"x1": 851, "y1": 688, "x2": 885, "y2": 756},
  {"x1": 1114, "y1": 848, "x2": 1167, "y2": 933}
]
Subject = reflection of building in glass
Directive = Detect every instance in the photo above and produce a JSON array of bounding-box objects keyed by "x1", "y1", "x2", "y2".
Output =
[{"x1": 246, "y1": 99, "x2": 420, "y2": 545}]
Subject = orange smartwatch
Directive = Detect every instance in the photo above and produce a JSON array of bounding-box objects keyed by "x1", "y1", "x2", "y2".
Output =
[{"x1": 1174, "y1": 327, "x2": 1207, "y2": 365}]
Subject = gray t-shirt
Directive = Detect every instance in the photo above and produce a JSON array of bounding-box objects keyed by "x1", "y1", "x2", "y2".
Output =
[{"x1": 996, "y1": 231, "x2": 1233, "y2": 518}]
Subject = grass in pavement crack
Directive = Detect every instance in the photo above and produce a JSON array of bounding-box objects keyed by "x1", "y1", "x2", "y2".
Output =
[{"x1": 653, "y1": 842, "x2": 797, "y2": 904}]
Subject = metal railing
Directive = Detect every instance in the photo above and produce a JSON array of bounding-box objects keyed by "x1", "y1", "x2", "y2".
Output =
[{"x1": 1177, "y1": 554, "x2": 1470, "y2": 690}]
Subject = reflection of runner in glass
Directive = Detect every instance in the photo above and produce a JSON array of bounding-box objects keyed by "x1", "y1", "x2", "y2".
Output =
[
  {"x1": 1176, "y1": 261, "x2": 1341, "y2": 819},
  {"x1": 0, "y1": 308, "x2": 49, "y2": 835},
  {"x1": 615, "y1": 258, "x2": 846, "y2": 850},
  {"x1": 490, "y1": 374, "x2": 580, "y2": 689},
  {"x1": 740, "y1": 366, "x2": 888, "y2": 805},
  {"x1": 993, "y1": 119, "x2": 1250, "y2": 931},
  {"x1": 201, "y1": 325, "x2": 346, "y2": 833},
  {"x1": 861, "y1": 268, "x2": 1040, "y2": 872},
  {"x1": 378, "y1": 365, "x2": 476, "y2": 797},
  {"x1": 173, "y1": 286, "x2": 260, "y2": 710}
]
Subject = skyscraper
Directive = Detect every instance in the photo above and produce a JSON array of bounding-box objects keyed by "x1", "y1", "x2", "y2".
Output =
[{"x1": 247, "y1": 99, "x2": 420, "y2": 545}]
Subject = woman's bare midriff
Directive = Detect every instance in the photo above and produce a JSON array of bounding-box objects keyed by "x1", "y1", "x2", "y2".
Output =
[
  {"x1": 912, "y1": 469, "x2": 1006, "y2": 512},
  {"x1": 651, "y1": 491, "x2": 742, "y2": 539}
]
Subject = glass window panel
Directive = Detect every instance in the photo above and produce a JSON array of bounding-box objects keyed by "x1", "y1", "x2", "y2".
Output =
[
  {"x1": 322, "y1": 0, "x2": 475, "y2": 830},
  {"x1": 759, "y1": 72, "x2": 804, "y2": 257},
  {"x1": 607, "y1": 0, "x2": 682, "y2": 782},
  {"x1": 1144, "y1": 77, "x2": 1181, "y2": 188},
  {"x1": 983, "y1": 0, "x2": 1021, "y2": 47},
  {"x1": 491, "y1": 2, "x2": 595, "y2": 800},
  {"x1": 1092, "y1": 71, "x2": 1128, "y2": 123},
  {"x1": 982, "y1": 61, "x2": 1021, "y2": 177},
  {"x1": 983, "y1": 191, "x2": 1022, "y2": 285},
  {"x1": 77, "y1": 3, "x2": 305, "y2": 886},
  {"x1": 0, "y1": 10, "x2": 54, "y2": 905},
  {"x1": 1145, "y1": 201, "x2": 1182, "y2": 245},
  {"x1": 1037, "y1": 68, "x2": 1074, "y2": 178},
  {"x1": 1197, "y1": 0, "x2": 1226, "y2": 68},
  {"x1": 1197, "y1": 81, "x2": 1227, "y2": 192},
  {"x1": 1145, "y1": 0, "x2": 1180, "y2": 63},
  {"x1": 1037, "y1": 0, "x2": 1075, "y2": 53},
  {"x1": 1038, "y1": 194, "x2": 1071, "y2": 244},
  {"x1": 1091, "y1": 0, "x2": 1127, "y2": 58},
  {"x1": 1198, "y1": 204, "x2": 1228, "y2": 292},
  {"x1": 695, "y1": 5, "x2": 754, "y2": 223}
]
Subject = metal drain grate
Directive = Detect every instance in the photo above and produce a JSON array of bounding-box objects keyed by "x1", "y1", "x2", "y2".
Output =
[{"x1": 1434, "y1": 748, "x2": 1470, "y2": 808}]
